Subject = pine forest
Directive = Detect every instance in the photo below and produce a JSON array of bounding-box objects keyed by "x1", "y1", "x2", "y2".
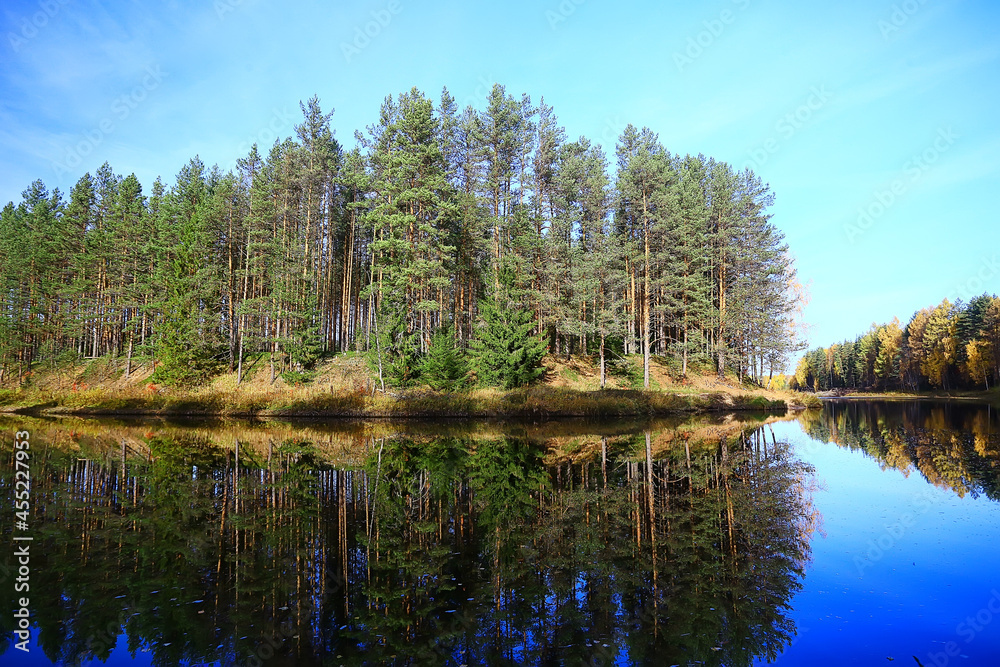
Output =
[{"x1": 0, "y1": 86, "x2": 804, "y2": 391}]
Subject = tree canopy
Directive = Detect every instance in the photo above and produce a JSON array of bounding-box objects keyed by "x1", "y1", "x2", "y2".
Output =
[{"x1": 0, "y1": 86, "x2": 803, "y2": 389}]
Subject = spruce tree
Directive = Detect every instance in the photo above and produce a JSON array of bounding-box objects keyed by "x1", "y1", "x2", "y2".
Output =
[
  {"x1": 150, "y1": 158, "x2": 224, "y2": 386},
  {"x1": 470, "y1": 266, "x2": 546, "y2": 389},
  {"x1": 368, "y1": 301, "x2": 421, "y2": 389},
  {"x1": 420, "y1": 327, "x2": 469, "y2": 391}
]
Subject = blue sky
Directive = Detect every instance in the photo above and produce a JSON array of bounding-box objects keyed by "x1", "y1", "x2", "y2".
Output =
[{"x1": 1, "y1": 0, "x2": 998, "y2": 359}]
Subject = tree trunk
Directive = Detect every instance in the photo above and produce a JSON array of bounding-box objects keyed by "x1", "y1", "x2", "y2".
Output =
[
  {"x1": 682, "y1": 326, "x2": 688, "y2": 377},
  {"x1": 125, "y1": 331, "x2": 133, "y2": 379},
  {"x1": 717, "y1": 248, "x2": 726, "y2": 380},
  {"x1": 236, "y1": 222, "x2": 252, "y2": 385},
  {"x1": 600, "y1": 332, "x2": 606, "y2": 389},
  {"x1": 643, "y1": 193, "x2": 651, "y2": 390}
]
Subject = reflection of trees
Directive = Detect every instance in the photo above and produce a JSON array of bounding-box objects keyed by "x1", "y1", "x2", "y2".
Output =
[
  {"x1": 0, "y1": 422, "x2": 816, "y2": 666},
  {"x1": 536, "y1": 429, "x2": 815, "y2": 667},
  {"x1": 798, "y1": 401, "x2": 1000, "y2": 499}
]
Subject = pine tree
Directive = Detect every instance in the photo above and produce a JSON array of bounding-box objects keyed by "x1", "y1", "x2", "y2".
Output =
[
  {"x1": 663, "y1": 155, "x2": 712, "y2": 376},
  {"x1": 115, "y1": 173, "x2": 148, "y2": 376},
  {"x1": 0, "y1": 86, "x2": 810, "y2": 392},
  {"x1": 282, "y1": 305, "x2": 324, "y2": 384},
  {"x1": 616, "y1": 125, "x2": 668, "y2": 388},
  {"x1": 364, "y1": 88, "x2": 460, "y2": 364}
]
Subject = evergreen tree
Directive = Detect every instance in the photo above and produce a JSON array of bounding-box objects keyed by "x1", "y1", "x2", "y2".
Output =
[
  {"x1": 0, "y1": 86, "x2": 808, "y2": 393},
  {"x1": 150, "y1": 158, "x2": 224, "y2": 386},
  {"x1": 616, "y1": 125, "x2": 668, "y2": 388},
  {"x1": 470, "y1": 266, "x2": 546, "y2": 389},
  {"x1": 368, "y1": 301, "x2": 421, "y2": 389},
  {"x1": 420, "y1": 327, "x2": 469, "y2": 391},
  {"x1": 366, "y1": 88, "x2": 459, "y2": 357},
  {"x1": 665, "y1": 155, "x2": 712, "y2": 376}
]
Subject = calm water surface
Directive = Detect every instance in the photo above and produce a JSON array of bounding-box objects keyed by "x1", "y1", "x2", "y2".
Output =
[{"x1": 1, "y1": 401, "x2": 998, "y2": 666}]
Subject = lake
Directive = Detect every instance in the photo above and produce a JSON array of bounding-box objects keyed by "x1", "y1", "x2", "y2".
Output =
[{"x1": 1, "y1": 400, "x2": 998, "y2": 666}]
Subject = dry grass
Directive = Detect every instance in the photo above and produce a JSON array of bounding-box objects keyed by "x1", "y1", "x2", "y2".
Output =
[{"x1": 0, "y1": 352, "x2": 815, "y2": 417}]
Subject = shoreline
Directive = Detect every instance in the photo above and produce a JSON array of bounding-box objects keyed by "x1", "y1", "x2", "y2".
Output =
[
  {"x1": 816, "y1": 390, "x2": 999, "y2": 406},
  {"x1": 0, "y1": 385, "x2": 819, "y2": 420}
]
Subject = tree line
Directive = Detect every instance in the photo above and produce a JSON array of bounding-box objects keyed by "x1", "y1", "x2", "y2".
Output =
[
  {"x1": 0, "y1": 85, "x2": 803, "y2": 389},
  {"x1": 792, "y1": 295, "x2": 1000, "y2": 392}
]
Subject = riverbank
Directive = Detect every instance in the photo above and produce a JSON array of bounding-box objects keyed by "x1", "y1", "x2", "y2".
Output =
[
  {"x1": 0, "y1": 354, "x2": 820, "y2": 418},
  {"x1": 817, "y1": 388, "x2": 1000, "y2": 407}
]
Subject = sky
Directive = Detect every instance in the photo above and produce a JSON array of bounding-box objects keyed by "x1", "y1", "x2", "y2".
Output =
[{"x1": 1, "y1": 0, "x2": 998, "y2": 362}]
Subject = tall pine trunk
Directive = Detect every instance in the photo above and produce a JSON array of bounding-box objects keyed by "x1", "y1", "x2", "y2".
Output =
[
  {"x1": 642, "y1": 192, "x2": 651, "y2": 390},
  {"x1": 600, "y1": 332, "x2": 606, "y2": 389},
  {"x1": 125, "y1": 330, "x2": 133, "y2": 378}
]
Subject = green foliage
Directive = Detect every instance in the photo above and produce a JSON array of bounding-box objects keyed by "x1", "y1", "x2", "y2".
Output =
[
  {"x1": 368, "y1": 304, "x2": 421, "y2": 388},
  {"x1": 796, "y1": 295, "x2": 1000, "y2": 392},
  {"x1": 151, "y1": 343, "x2": 221, "y2": 387},
  {"x1": 272, "y1": 439, "x2": 324, "y2": 515},
  {"x1": 420, "y1": 327, "x2": 468, "y2": 391},
  {"x1": 286, "y1": 309, "x2": 324, "y2": 371},
  {"x1": 470, "y1": 275, "x2": 547, "y2": 389},
  {"x1": 150, "y1": 159, "x2": 225, "y2": 386},
  {"x1": 280, "y1": 369, "x2": 317, "y2": 385},
  {"x1": 608, "y1": 355, "x2": 643, "y2": 389},
  {"x1": 0, "y1": 86, "x2": 807, "y2": 396}
]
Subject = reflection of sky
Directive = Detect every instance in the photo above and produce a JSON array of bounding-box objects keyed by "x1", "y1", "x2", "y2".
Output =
[
  {"x1": 761, "y1": 420, "x2": 1000, "y2": 665},
  {"x1": 4, "y1": 415, "x2": 998, "y2": 666},
  {"x1": 6, "y1": 634, "x2": 163, "y2": 666}
]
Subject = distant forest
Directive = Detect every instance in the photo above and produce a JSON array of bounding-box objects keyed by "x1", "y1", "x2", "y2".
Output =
[
  {"x1": 793, "y1": 296, "x2": 1000, "y2": 392},
  {"x1": 0, "y1": 85, "x2": 803, "y2": 389}
]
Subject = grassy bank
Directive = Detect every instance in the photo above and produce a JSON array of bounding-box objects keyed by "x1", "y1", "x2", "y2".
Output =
[
  {"x1": 823, "y1": 388, "x2": 1000, "y2": 408},
  {"x1": 0, "y1": 354, "x2": 820, "y2": 418}
]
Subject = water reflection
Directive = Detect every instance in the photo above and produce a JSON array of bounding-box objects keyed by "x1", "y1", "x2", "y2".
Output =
[
  {"x1": 797, "y1": 400, "x2": 1000, "y2": 500},
  {"x1": 0, "y1": 416, "x2": 816, "y2": 666}
]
